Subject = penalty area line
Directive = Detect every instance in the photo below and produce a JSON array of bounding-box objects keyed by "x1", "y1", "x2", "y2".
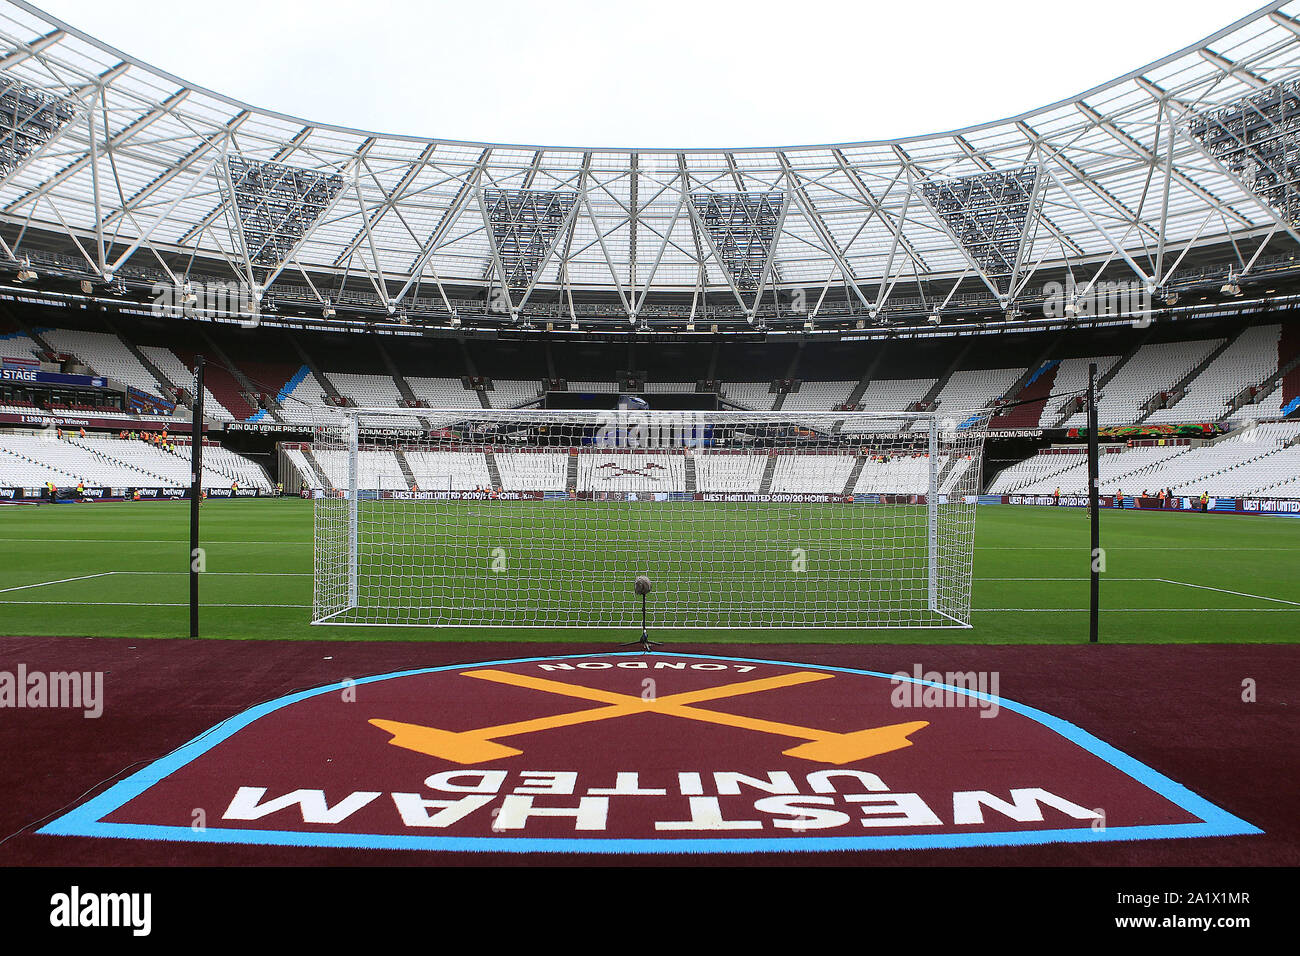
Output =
[
  {"x1": 0, "y1": 571, "x2": 116, "y2": 594},
  {"x1": 1153, "y1": 578, "x2": 1300, "y2": 607}
]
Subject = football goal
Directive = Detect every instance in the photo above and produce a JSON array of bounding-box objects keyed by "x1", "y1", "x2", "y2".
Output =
[{"x1": 311, "y1": 407, "x2": 990, "y2": 629}]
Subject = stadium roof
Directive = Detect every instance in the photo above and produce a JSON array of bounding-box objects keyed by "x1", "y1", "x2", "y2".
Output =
[{"x1": 4, "y1": 0, "x2": 1300, "y2": 332}]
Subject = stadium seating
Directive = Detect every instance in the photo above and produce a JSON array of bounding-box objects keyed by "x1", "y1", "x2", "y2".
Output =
[
  {"x1": 0, "y1": 435, "x2": 83, "y2": 485},
  {"x1": 42, "y1": 329, "x2": 170, "y2": 402},
  {"x1": 853, "y1": 454, "x2": 940, "y2": 495},
  {"x1": 566, "y1": 381, "x2": 621, "y2": 395},
  {"x1": 781, "y1": 382, "x2": 856, "y2": 410},
  {"x1": 329, "y1": 372, "x2": 404, "y2": 409},
  {"x1": 495, "y1": 451, "x2": 568, "y2": 491},
  {"x1": 403, "y1": 451, "x2": 493, "y2": 490},
  {"x1": 1061, "y1": 340, "x2": 1223, "y2": 428},
  {"x1": 140, "y1": 346, "x2": 236, "y2": 421},
  {"x1": 487, "y1": 380, "x2": 544, "y2": 408},
  {"x1": 173, "y1": 443, "x2": 272, "y2": 490},
  {"x1": 931, "y1": 369, "x2": 1023, "y2": 423},
  {"x1": 326, "y1": 372, "x2": 424, "y2": 427},
  {"x1": 0, "y1": 329, "x2": 41, "y2": 366},
  {"x1": 405, "y1": 377, "x2": 482, "y2": 409},
  {"x1": 694, "y1": 453, "x2": 767, "y2": 492},
  {"x1": 312, "y1": 449, "x2": 407, "y2": 490},
  {"x1": 988, "y1": 423, "x2": 1300, "y2": 497},
  {"x1": 0, "y1": 433, "x2": 267, "y2": 489},
  {"x1": 277, "y1": 371, "x2": 345, "y2": 424},
  {"x1": 1042, "y1": 356, "x2": 1119, "y2": 427},
  {"x1": 282, "y1": 448, "x2": 324, "y2": 492},
  {"x1": 768, "y1": 453, "x2": 856, "y2": 493},
  {"x1": 842, "y1": 378, "x2": 937, "y2": 432},
  {"x1": 579, "y1": 452, "x2": 684, "y2": 493},
  {"x1": 173, "y1": 348, "x2": 258, "y2": 421},
  {"x1": 1147, "y1": 326, "x2": 1280, "y2": 424},
  {"x1": 4, "y1": 314, "x2": 1299, "y2": 502},
  {"x1": 722, "y1": 383, "x2": 777, "y2": 410}
]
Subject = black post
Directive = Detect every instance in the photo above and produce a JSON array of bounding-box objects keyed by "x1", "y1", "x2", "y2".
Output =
[
  {"x1": 190, "y1": 355, "x2": 205, "y2": 639},
  {"x1": 1087, "y1": 361, "x2": 1100, "y2": 644}
]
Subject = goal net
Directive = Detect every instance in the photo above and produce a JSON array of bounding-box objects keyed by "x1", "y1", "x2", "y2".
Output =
[{"x1": 311, "y1": 407, "x2": 991, "y2": 629}]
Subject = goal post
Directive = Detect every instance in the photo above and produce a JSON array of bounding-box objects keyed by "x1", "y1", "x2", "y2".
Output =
[{"x1": 312, "y1": 407, "x2": 991, "y2": 629}]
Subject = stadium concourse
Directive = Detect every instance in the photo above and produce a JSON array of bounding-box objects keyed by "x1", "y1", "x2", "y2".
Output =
[{"x1": 0, "y1": 0, "x2": 1296, "y2": 886}]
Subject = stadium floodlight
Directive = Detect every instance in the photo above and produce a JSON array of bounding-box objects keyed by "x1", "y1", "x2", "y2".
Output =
[
  {"x1": 322, "y1": 300, "x2": 335, "y2": 318},
  {"x1": 1220, "y1": 278, "x2": 1242, "y2": 296},
  {"x1": 15, "y1": 259, "x2": 36, "y2": 282},
  {"x1": 1187, "y1": 79, "x2": 1300, "y2": 226},
  {"x1": 484, "y1": 188, "x2": 578, "y2": 290},
  {"x1": 928, "y1": 311, "x2": 942, "y2": 325},
  {"x1": 689, "y1": 191, "x2": 785, "y2": 290},
  {"x1": 310, "y1": 407, "x2": 992, "y2": 629},
  {"x1": 0, "y1": 78, "x2": 78, "y2": 180},
  {"x1": 920, "y1": 167, "x2": 1040, "y2": 294},
  {"x1": 224, "y1": 157, "x2": 345, "y2": 268}
]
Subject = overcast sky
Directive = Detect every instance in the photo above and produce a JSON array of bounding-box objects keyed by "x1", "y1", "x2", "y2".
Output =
[{"x1": 36, "y1": 0, "x2": 1272, "y2": 148}]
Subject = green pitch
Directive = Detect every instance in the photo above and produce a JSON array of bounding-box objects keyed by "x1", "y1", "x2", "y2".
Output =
[
  {"x1": 321, "y1": 499, "x2": 953, "y2": 629},
  {"x1": 0, "y1": 498, "x2": 1297, "y2": 643}
]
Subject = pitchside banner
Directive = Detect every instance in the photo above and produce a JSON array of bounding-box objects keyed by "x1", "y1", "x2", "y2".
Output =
[
  {"x1": 40, "y1": 653, "x2": 1260, "y2": 854},
  {"x1": 991, "y1": 494, "x2": 1300, "y2": 515},
  {"x1": 0, "y1": 487, "x2": 271, "y2": 501},
  {"x1": 351, "y1": 491, "x2": 940, "y2": 503},
  {"x1": 0, "y1": 367, "x2": 106, "y2": 388},
  {"x1": 0, "y1": 412, "x2": 195, "y2": 431}
]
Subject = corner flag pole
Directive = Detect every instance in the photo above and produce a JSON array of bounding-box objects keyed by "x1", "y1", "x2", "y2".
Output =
[
  {"x1": 190, "y1": 355, "x2": 205, "y2": 639},
  {"x1": 1087, "y1": 361, "x2": 1100, "y2": 644}
]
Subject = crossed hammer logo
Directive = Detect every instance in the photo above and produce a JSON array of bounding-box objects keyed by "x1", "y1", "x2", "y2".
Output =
[
  {"x1": 596, "y1": 462, "x2": 667, "y2": 480},
  {"x1": 370, "y1": 669, "x2": 928, "y2": 766}
]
